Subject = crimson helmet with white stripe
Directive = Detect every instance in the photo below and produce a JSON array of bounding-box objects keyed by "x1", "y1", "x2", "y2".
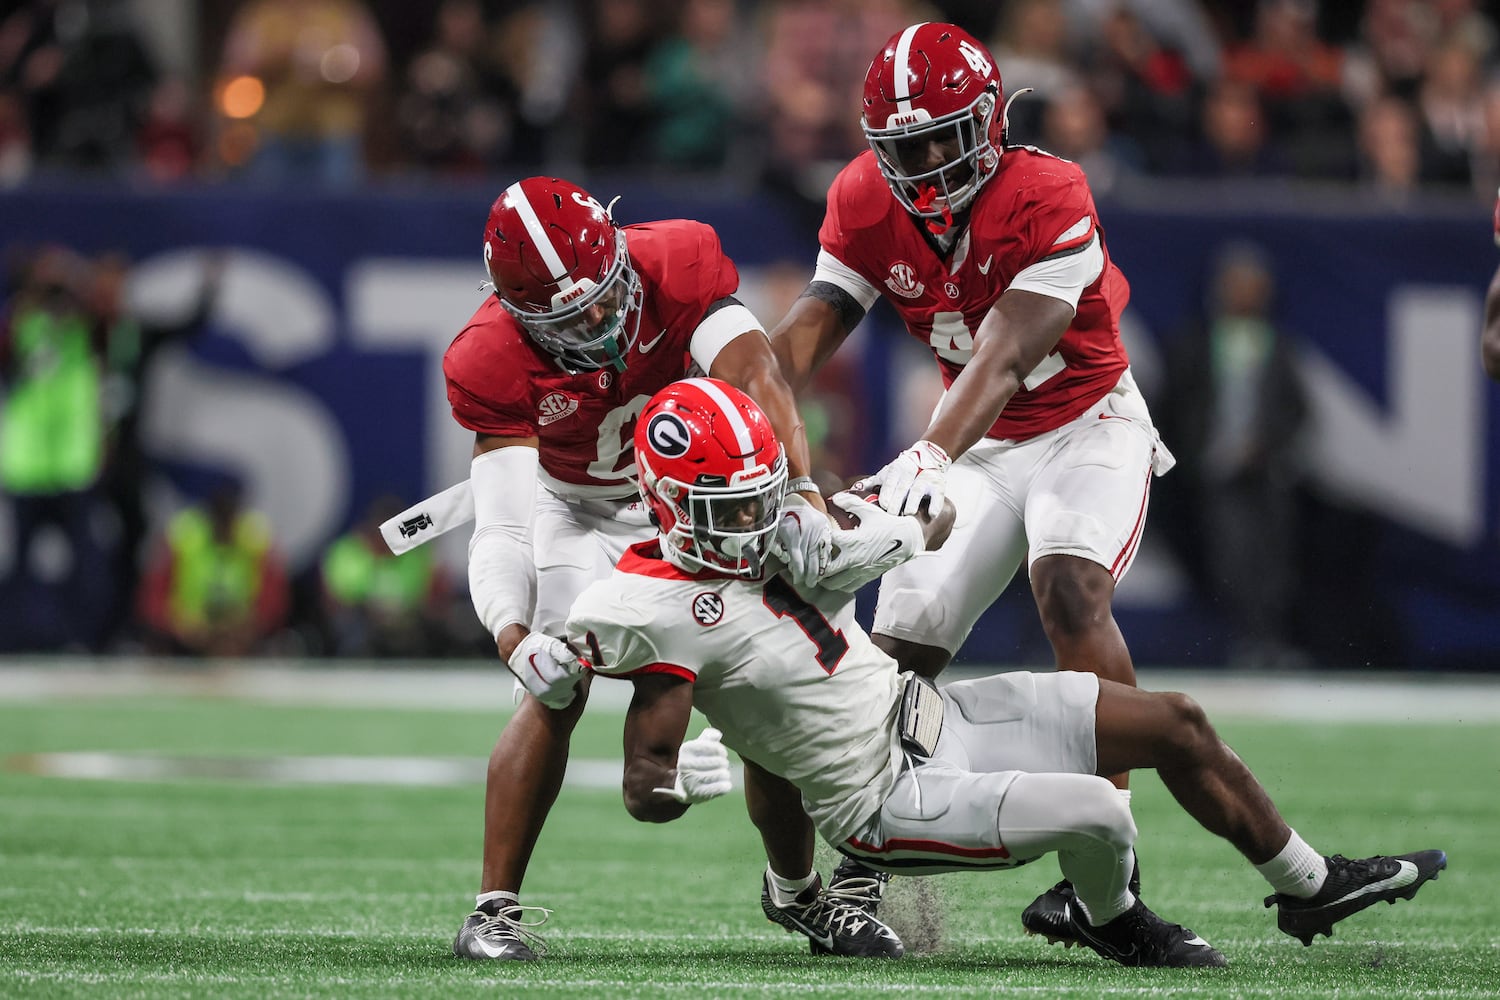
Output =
[
  {"x1": 483, "y1": 176, "x2": 643, "y2": 373},
  {"x1": 635, "y1": 378, "x2": 787, "y2": 579},
  {"x1": 862, "y1": 22, "x2": 1004, "y2": 222}
]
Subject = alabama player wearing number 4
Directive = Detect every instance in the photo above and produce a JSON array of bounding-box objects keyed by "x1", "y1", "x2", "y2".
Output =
[
  {"x1": 569, "y1": 378, "x2": 1445, "y2": 969},
  {"x1": 769, "y1": 21, "x2": 1172, "y2": 935},
  {"x1": 443, "y1": 177, "x2": 865, "y2": 961}
]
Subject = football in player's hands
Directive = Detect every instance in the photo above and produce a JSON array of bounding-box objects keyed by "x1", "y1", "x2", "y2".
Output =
[{"x1": 828, "y1": 481, "x2": 956, "y2": 551}]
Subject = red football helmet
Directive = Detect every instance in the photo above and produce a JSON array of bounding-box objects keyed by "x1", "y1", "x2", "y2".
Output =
[
  {"x1": 635, "y1": 378, "x2": 787, "y2": 579},
  {"x1": 483, "y1": 176, "x2": 643, "y2": 373},
  {"x1": 861, "y1": 23, "x2": 1005, "y2": 224}
]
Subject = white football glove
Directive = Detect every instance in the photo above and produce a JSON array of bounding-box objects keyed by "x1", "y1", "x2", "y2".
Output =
[
  {"x1": 652, "y1": 727, "x2": 733, "y2": 804},
  {"x1": 506, "y1": 631, "x2": 587, "y2": 710},
  {"x1": 865, "y1": 440, "x2": 952, "y2": 516},
  {"x1": 775, "y1": 492, "x2": 832, "y2": 590},
  {"x1": 820, "y1": 491, "x2": 926, "y2": 592}
]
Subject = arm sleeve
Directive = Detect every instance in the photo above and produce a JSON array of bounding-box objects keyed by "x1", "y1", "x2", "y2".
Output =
[
  {"x1": 467, "y1": 445, "x2": 539, "y2": 638},
  {"x1": 812, "y1": 248, "x2": 881, "y2": 311},
  {"x1": 689, "y1": 297, "x2": 766, "y2": 374},
  {"x1": 1007, "y1": 232, "x2": 1104, "y2": 310}
]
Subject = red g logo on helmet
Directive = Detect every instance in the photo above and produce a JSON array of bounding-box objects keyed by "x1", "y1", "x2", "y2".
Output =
[
  {"x1": 861, "y1": 23, "x2": 1006, "y2": 221},
  {"x1": 484, "y1": 177, "x2": 644, "y2": 373}
]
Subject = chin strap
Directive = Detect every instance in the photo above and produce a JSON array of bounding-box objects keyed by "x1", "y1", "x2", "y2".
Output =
[{"x1": 912, "y1": 185, "x2": 954, "y2": 235}]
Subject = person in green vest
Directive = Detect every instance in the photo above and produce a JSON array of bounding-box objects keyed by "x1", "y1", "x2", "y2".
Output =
[
  {"x1": 0, "y1": 245, "x2": 110, "y2": 649},
  {"x1": 91, "y1": 250, "x2": 223, "y2": 647},
  {"x1": 135, "y1": 479, "x2": 290, "y2": 656},
  {"x1": 319, "y1": 495, "x2": 455, "y2": 657}
]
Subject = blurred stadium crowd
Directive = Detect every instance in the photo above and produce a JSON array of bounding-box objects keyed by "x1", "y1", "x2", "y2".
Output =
[
  {"x1": 0, "y1": 240, "x2": 482, "y2": 658},
  {"x1": 2, "y1": 0, "x2": 1498, "y2": 663},
  {"x1": 0, "y1": 0, "x2": 1498, "y2": 202}
]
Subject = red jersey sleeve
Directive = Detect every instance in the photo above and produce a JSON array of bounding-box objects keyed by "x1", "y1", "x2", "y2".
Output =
[
  {"x1": 630, "y1": 220, "x2": 743, "y2": 334},
  {"x1": 997, "y1": 155, "x2": 1100, "y2": 272},
  {"x1": 441, "y1": 299, "x2": 540, "y2": 439},
  {"x1": 817, "y1": 153, "x2": 889, "y2": 270}
]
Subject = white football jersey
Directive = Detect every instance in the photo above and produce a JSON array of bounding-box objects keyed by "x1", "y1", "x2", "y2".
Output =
[{"x1": 567, "y1": 540, "x2": 905, "y2": 844}]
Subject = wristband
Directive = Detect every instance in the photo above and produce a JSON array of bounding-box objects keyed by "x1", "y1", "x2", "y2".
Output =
[{"x1": 786, "y1": 476, "x2": 820, "y2": 495}]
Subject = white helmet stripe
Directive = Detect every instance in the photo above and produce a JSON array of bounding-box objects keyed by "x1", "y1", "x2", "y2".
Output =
[
  {"x1": 682, "y1": 377, "x2": 756, "y2": 471},
  {"x1": 891, "y1": 22, "x2": 927, "y2": 113},
  {"x1": 504, "y1": 182, "x2": 576, "y2": 292}
]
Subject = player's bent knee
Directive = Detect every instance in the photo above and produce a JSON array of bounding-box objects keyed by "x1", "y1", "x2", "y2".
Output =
[
  {"x1": 1006, "y1": 773, "x2": 1135, "y2": 854},
  {"x1": 1031, "y1": 557, "x2": 1114, "y2": 637},
  {"x1": 1156, "y1": 691, "x2": 1213, "y2": 757},
  {"x1": 1065, "y1": 775, "x2": 1136, "y2": 851}
]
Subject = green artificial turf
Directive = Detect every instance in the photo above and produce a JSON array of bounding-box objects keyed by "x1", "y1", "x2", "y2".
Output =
[{"x1": 1, "y1": 691, "x2": 1495, "y2": 998}]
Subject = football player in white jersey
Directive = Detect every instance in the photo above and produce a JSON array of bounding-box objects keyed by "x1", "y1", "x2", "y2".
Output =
[{"x1": 566, "y1": 378, "x2": 1447, "y2": 967}]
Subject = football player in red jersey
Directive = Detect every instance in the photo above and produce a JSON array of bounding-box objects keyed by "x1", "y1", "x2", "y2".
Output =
[
  {"x1": 769, "y1": 23, "x2": 1176, "y2": 943},
  {"x1": 446, "y1": 177, "x2": 903, "y2": 960},
  {"x1": 1484, "y1": 190, "x2": 1500, "y2": 382}
]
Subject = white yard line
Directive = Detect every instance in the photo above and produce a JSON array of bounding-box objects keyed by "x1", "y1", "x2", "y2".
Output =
[{"x1": 0, "y1": 659, "x2": 1498, "y2": 720}]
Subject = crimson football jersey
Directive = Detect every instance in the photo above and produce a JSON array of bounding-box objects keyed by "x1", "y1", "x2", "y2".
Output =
[
  {"x1": 444, "y1": 220, "x2": 741, "y2": 498},
  {"x1": 820, "y1": 148, "x2": 1131, "y2": 442}
]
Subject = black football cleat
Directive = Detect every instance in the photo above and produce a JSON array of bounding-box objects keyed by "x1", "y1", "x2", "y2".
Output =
[
  {"x1": 828, "y1": 856, "x2": 891, "y2": 918},
  {"x1": 762, "y1": 872, "x2": 905, "y2": 957},
  {"x1": 1023, "y1": 855, "x2": 1141, "y2": 946},
  {"x1": 1265, "y1": 850, "x2": 1447, "y2": 946},
  {"x1": 452, "y1": 897, "x2": 551, "y2": 960},
  {"x1": 1068, "y1": 897, "x2": 1226, "y2": 968}
]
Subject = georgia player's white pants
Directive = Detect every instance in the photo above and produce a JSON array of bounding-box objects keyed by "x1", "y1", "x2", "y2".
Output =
[
  {"x1": 530, "y1": 489, "x2": 655, "y2": 637},
  {"x1": 872, "y1": 369, "x2": 1174, "y2": 656},
  {"x1": 841, "y1": 670, "x2": 1135, "y2": 918}
]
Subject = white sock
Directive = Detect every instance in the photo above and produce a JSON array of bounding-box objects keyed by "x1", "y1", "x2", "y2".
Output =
[
  {"x1": 477, "y1": 889, "x2": 520, "y2": 910},
  {"x1": 766, "y1": 865, "x2": 818, "y2": 907},
  {"x1": 1117, "y1": 789, "x2": 1133, "y2": 806},
  {"x1": 1254, "y1": 830, "x2": 1328, "y2": 898}
]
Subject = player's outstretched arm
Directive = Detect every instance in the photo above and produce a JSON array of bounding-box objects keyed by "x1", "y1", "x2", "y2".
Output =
[
  {"x1": 769, "y1": 286, "x2": 859, "y2": 396},
  {"x1": 466, "y1": 433, "x2": 578, "y2": 707},
  {"x1": 923, "y1": 289, "x2": 1075, "y2": 460},
  {"x1": 622, "y1": 673, "x2": 698, "y2": 823},
  {"x1": 712, "y1": 327, "x2": 821, "y2": 510}
]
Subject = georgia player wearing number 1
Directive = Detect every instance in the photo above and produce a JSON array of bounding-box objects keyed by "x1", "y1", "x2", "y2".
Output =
[
  {"x1": 569, "y1": 378, "x2": 1444, "y2": 968},
  {"x1": 442, "y1": 176, "x2": 878, "y2": 960},
  {"x1": 769, "y1": 22, "x2": 1174, "y2": 938}
]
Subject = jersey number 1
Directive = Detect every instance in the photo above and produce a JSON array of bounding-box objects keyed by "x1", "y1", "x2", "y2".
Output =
[{"x1": 762, "y1": 577, "x2": 848, "y2": 673}]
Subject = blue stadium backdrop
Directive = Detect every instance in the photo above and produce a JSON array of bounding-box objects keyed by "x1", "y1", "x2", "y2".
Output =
[{"x1": 0, "y1": 182, "x2": 1496, "y2": 670}]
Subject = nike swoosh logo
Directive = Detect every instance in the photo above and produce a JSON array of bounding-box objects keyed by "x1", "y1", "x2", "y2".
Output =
[
  {"x1": 806, "y1": 928, "x2": 835, "y2": 951},
  {"x1": 883, "y1": 540, "x2": 904, "y2": 558},
  {"x1": 977, "y1": 254, "x2": 994, "y2": 274},
  {"x1": 638, "y1": 328, "x2": 669, "y2": 354},
  {"x1": 1325, "y1": 861, "x2": 1419, "y2": 905},
  {"x1": 1098, "y1": 413, "x2": 1130, "y2": 422},
  {"x1": 472, "y1": 936, "x2": 507, "y2": 958}
]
